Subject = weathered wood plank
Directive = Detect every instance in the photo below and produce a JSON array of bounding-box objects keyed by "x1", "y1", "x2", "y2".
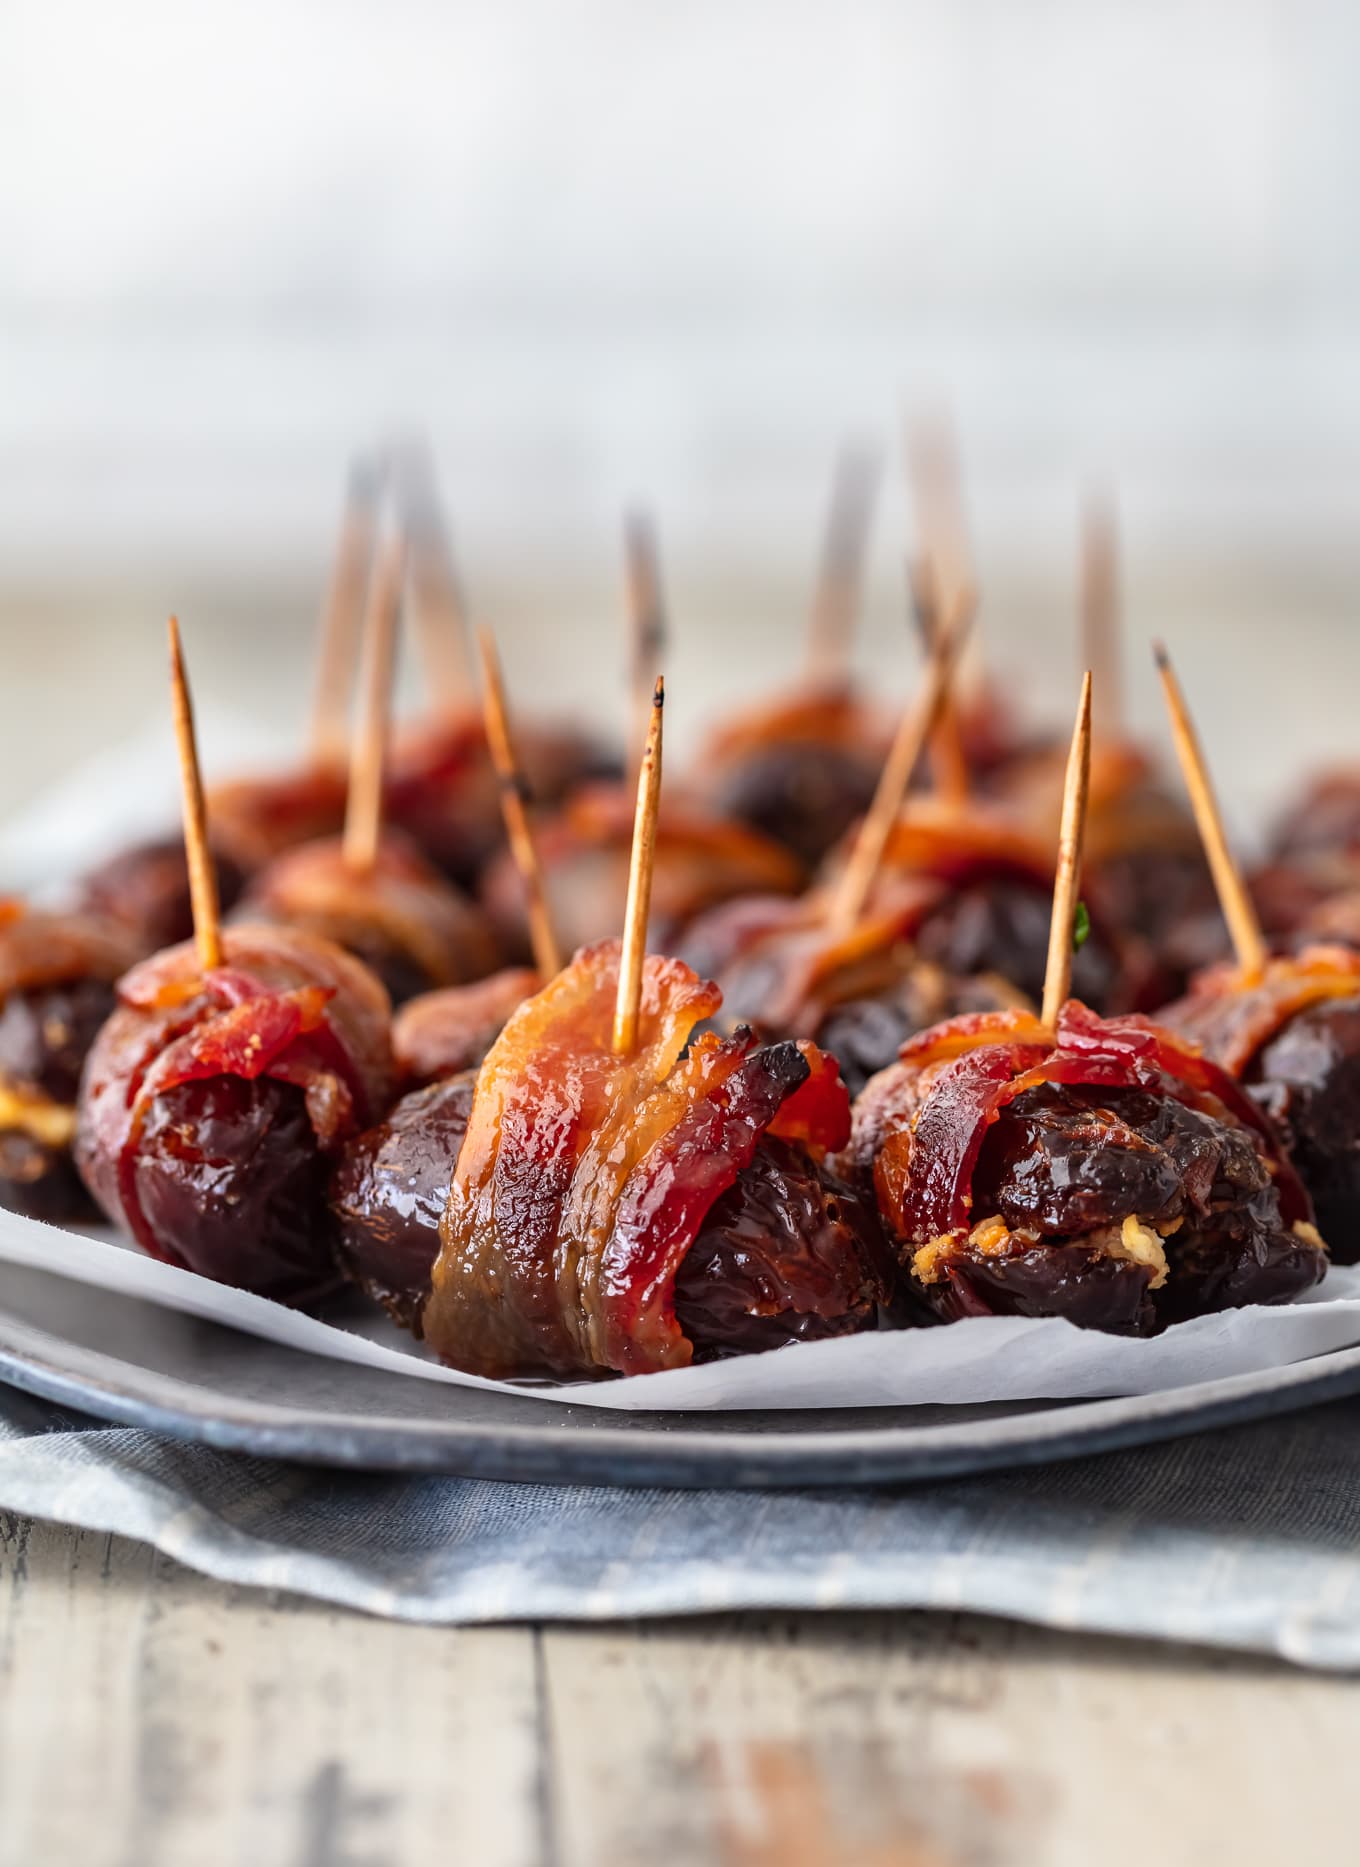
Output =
[
  {"x1": 6, "y1": 1517, "x2": 1360, "y2": 1867},
  {"x1": 540, "y1": 1612, "x2": 1360, "y2": 1867},
  {"x1": 0, "y1": 1518, "x2": 542, "y2": 1867}
]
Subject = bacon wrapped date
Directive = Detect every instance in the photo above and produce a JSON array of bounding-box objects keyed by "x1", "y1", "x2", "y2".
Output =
[
  {"x1": 1000, "y1": 741, "x2": 1222, "y2": 995},
  {"x1": 372, "y1": 939, "x2": 896, "y2": 1377},
  {"x1": 75, "y1": 924, "x2": 395, "y2": 1303},
  {"x1": 0, "y1": 901, "x2": 143, "y2": 1221},
  {"x1": 239, "y1": 833, "x2": 499, "y2": 1006},
  {"x1": 693, "y1": 689, "x2": 893, "y2": 868},
  {"x1": 1161, "y1": 946, "x2": 1360, "y2": 1263},
  {"x1": 680, "y1": 885, "x2": 1029, "y2": 1099},
  {"x1": 480, "y1": 783, "x2": 804, "y2": 964},
  {"x1": 822, "y1": 802, "x2": 1141, "y2": 1015},
  {"x1": 207, "y1": 764, "x2": 351, "y2": 875},
  {"x1": 386, "y1": 711, "x2": 619, "y2": 888},
  {"x1": 844, "y1": 1001, "x2": 1324, "y2": 1334},
  {"x1": 75, "y1": 835, "x2": 246, "y2": 952}
]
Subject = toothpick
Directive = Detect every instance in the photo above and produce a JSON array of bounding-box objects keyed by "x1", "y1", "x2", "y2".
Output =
[
  {"x1": 1040, "y1": 673, "x2": 1094, "y2": 1030},
  {"x1": 905, "y1": 412, "x2": 973, "y2": 620},
  {"x1": 1154, "y1": 642, "x2": 1268, "y2": 985},
  {"x1": 612, "y1": 676, "x2": 664, "y2": 1056},
  {"x1": 342, "y1": 533, "x2": 405, "y2": 874},
  {"x1": 476, "y1": 627, "x2": 562, "y2": 980},
  {"x1": 827, "y1": 584, "x2": 977, "y2": 937},
  {"x1": 804, "y1": 444, "x2": 881, "y2": 686},
  {"x1": 1081, "y1": 496, "x2": 1122, "y2": 735},
  {"x1": 399, "y1": 441, "x2": 472, "y2": 714},
  {"x1": 167, "y1": 617, "x2": 223, "y2": 973},
  {"x1": 908, "y1": 554, "x2": 971, "y2": 807},
  {"x1": 307, "y1": 454, "x2": 382, "y2": 767},
  {"x1": 624, "y1": 512, "x2": 667, "y2": 769}
]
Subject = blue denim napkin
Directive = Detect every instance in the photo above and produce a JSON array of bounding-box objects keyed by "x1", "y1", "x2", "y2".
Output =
[{"x1": 3, "y1": 1383, "x2": 1359, "y2": 1669}]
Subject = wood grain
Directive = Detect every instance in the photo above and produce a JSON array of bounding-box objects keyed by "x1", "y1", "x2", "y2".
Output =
[{"x1": 3, "y1": 1517, "x2": 1358, "y2": 1867}]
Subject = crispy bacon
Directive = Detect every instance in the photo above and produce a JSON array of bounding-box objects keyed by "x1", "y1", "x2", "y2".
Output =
[
  {"x1": 0, "y1": 904, "x2": 141, "y2": 1003},
  {"x1": 1162, "y1": 946, "x2": 1360, "y2": 1076},
  {"x1": 699, "y1": 687, "x2": 893, "y2": 771},
  {"x1": 241, "y1": 833, "x2": 499, "y2": 999},
  {"x1": 207, "y1": 765, "x2": 351, "y2": 873},
  {"x1": 76, "y1": 923, "x2": 395, "y2": 1266},
  {"x1": 870, "y1": 1000, "x2": 1312, "y2": 1249},
  {"x1": 421, "y1": 939, "x2": 850, "y2": 1379},
  {"x1": 480, "y1": 781, "x2": 805, "y2": 959},
  {"x1": 393, "y1": 966, "x2": 540, "y2": 1085}
]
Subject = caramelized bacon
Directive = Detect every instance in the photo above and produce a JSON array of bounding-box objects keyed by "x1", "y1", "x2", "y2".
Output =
[
  {"x1": 1163, "y1": 946, "x2": 1360, "y2": 1075},
  {"x1": 393, "y1": 966, "x2": 540, "y2": 1084},
  {"x1": 207, "y1": 765, "x2": 351, "y2": 873},
  {"x1": 76, "y1": 924, "x2": 395, "y2": 1294},
  {"x1": 240, "y1": 833, "x2": 499, "y2": 1005},
  {"x1": 421, "y1": 939, "x2": 853, "y2": 1379},
  {"x1": 865, "y1": 1000, "x2": 1312, "y2": 1251},
  {"x1": 0, "y1": 904, "x2": 141, "y2": 1004},
  {"x1": 480, "y1": 782, "x2": 805, "y2": 961}
]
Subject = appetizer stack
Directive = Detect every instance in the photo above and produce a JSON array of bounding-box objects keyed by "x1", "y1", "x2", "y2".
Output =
[{"x1": 0, "y1": 442, "x2": 1352, "y2": 1384}]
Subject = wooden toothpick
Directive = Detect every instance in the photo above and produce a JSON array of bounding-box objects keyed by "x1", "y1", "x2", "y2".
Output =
[
  {"x1": 167, "y1": 617, "x2": 223, "y2": 972},
  {"x1": 624, "y1": 512, "x2": 667, "y2": 769},
  {"x1": 399, "y1": 442, "x2": 473, "y2": 714},
  {"x1": 827, "y1": 583, "x2": 977, "y2": 937},
  {"x1": 1040, "y1": 672, "x2": 1093, "y2": 1030},
  {"x1": 804, "y1": 444, "x2": 881, "y2": 686},
  {"x1": 476, "y1": 627, "x2": 562, "y2": 980},
  {"x1": 908, "y1": 553, "x2": 971, "y2": 807},
  {"x1": 342, "y1": 533, "x2": 405, "y2": 874},
  {"x1": 612, "y1": 676, "x2": 665, "y2": 1056},
  {"x1": 1081, "y1": 496, "x2": 1122, "y2": 735},
  {"x1": 1154, "y1": 642, "x2": 1268, "y2": 985},
  {"x1": 307, "y1": 454, "x2": 383, "y2": 767}
]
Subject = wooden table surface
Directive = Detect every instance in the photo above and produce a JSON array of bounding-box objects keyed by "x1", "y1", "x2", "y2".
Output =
[{"x1": 1, "y1": 1511, "x2": 1352, "y2": 1867}]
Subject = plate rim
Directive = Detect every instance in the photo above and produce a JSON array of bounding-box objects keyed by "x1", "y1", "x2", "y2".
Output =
[{"x1": 4, "y1": 1302, "x2": 1360, "y2": 1487}]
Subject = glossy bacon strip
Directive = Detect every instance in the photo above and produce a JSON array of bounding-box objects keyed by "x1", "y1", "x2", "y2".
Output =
[
  {"x1": 207, "y1": 766, "x2": 351, "y2": 873},
  {"x1": 873, "y1": 999, "x2": 1311, "y2": 1249},
  {"x1": 242, "y1": 834, "x2": 498, "y2": 990},
  {"x1": 421, "y1": 939, "x2": 850, "y2": 1379},
  {"x1": 78, "y1": 923, "x2": 395, "y2": 1262},
  {"x1": 700, "y1": 687, "x2": 893, "y2": 769},
  {"x1": 0, "y1": 904, "x2": 141, "y2": 1003},
  {"x1": 393, "y1": 966, "x2": 540, "y2": 1085},
  {"x1": 1163, "y1": 945, "x2": 1360, "y2": 1077}
]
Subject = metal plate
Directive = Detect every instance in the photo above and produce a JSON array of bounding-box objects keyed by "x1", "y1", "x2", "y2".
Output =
[{"x1": 3, "y1": 1258, "x2": 1360, "y2": 1487}]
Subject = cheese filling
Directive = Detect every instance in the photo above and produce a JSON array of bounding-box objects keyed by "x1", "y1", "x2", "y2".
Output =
[
  {"x1": 913, "y1": 1212, "x2": 1171, "y2": 1290},
  {"x1": 0, "y1": 1075, "x2": 78, "y2": 1149}
]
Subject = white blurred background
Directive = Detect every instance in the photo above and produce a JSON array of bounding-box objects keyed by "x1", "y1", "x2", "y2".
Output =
[{"x1": 2, "y1": 0, "x2": 1358, "y2": 822}]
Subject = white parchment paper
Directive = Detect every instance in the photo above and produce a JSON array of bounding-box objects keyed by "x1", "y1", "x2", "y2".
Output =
[
  {"x1": 3, "y1": 721, "x2": 1359, "y2": 1414},
  {"x1": 2, "y1": 1210, "x2": 1359, "y2": 1412}
]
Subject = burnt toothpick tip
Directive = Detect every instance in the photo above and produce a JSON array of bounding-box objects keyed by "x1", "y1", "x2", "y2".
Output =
[
  {"x1": 652, "y1": 677, "x2": 665, "y2": 709},
  {"x1": 1151, "y1": 639, "x2": 1169, "y2": 672}
]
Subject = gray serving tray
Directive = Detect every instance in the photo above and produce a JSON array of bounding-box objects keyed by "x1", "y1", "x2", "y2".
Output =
[{"x1": 2, "y1": 1258, "x2": 1359, "y2": 1487}]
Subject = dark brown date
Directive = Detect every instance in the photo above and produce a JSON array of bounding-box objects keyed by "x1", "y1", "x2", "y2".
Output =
[
  {"x1": 673, "y1": 1138, "x2": 897, "y2": 1359},
  {"x1": 1248, "y1": 996, "x2": 1360, "y2": 1266},
  {"x1": 0, "y1": 977, "x2": 119, "y2": 1222},
  {"x1": 330, "y1": 1073, "x2": 477, "y2": 1329},
  {"x1": 132, "y1": 1075, "x2": 340, "y2": 1304},
  {"x1": 711, "y1": 742, "x2": 880, "y2": 869}
]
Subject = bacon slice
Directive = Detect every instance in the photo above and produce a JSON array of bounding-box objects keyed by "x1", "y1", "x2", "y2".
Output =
[
  {"x1": 207, "y1": 766, "x2": 351, "y2": 873},
  {"x1": 242, "y1": 833, "x2": 499, "y2": 993},
  {"x1": 393, "y1": 967, "x2": 540, "y2": 1085},
  {"x1": 421, "y1": 939, "x2": 850, "y2": 1379},
  {"x1": 77, "y1": 923, "x2": 395, "y2": 1263},
  {"x1": 868, "y1": 999, "x2": 1312, "y2": 1250},
  {"x1": 1162, "y1": 946, "x2": 1360, "y2": 1078},
  {"x1": 0, "y1": 904, "x2": 141, "y2": 1004}
]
